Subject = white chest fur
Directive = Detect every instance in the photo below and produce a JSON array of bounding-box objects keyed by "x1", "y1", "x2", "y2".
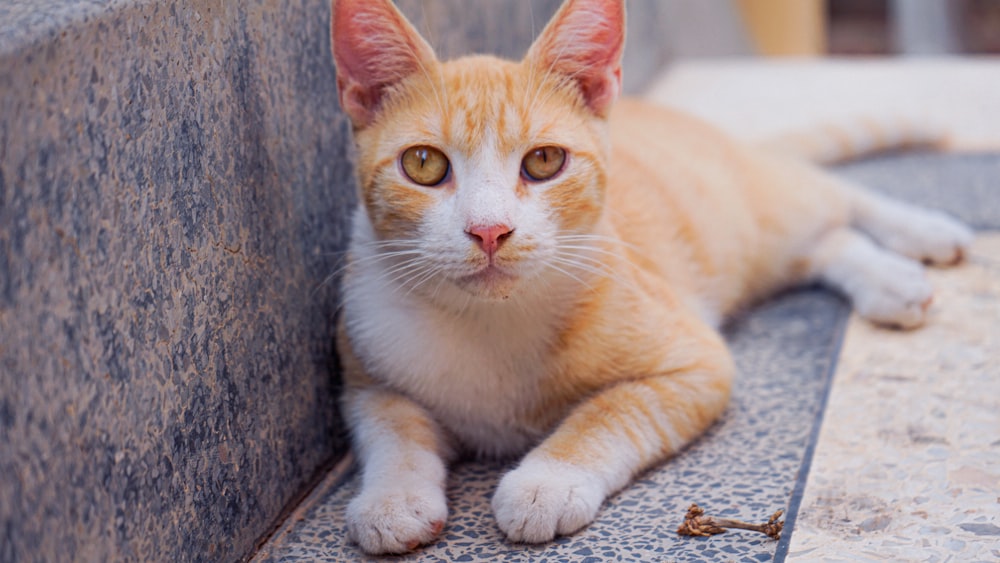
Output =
[{"x1": 342, "y1": 253, "x2": 570, "y2": 457}]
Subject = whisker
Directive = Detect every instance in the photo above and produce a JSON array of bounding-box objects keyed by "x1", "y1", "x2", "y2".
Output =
[
  {"x1": 402, "y1": 263, "x2": 447, "y2": 299},
  {"x1": 380, "y1": 258, "x2": 439, "y2": 290},
  {"x1": 349, "y1": 249, "x2": 426, "y2": 265},
  {"x1": 410, "y1": 5, "x2": 448, "y2": 120},
  {"x1": 549, "y1": 255, "x2": 612, "y2": 278},
  {"x1": 339, "y1": 258, "x2": 437, "y2": 305},
  {"x1": 545, "y1": 260, "x2": 597, "y2": 291},
  {"x1": 526, "y1": 19, "x2": 581, "y2": 118},
  {"x1": 356, "y1": 239, "x2": 423, "y2": 249},
  {"x1": 312, "y1": 248, "x2": 427, "y2": 295},
  {"x1": 521, "y1": 5, "x2": 539, "y2": 112},
  {"x1": 554, "y1": 233, "x2": 645, "y2": 254},
  {"x1": 334, "y1": 263, "x2": 426, "y2": 314},
  {"x1": 427, "y1": 273, "x2": 449, "y2": 304},
  {"x1": 312, "y1": 275, "x2": 340, "y2": 298},
  {"x1": 550, "y1": 251, "x2": 644, "y2": 297},
  {"x1": 555, "y1": 243, "x2": 637, "y2": 262}
]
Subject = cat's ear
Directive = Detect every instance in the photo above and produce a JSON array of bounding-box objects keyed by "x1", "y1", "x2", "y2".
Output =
[
  {"x1": 331, "y1": 0, "x2": 438, "y2": 128},
  {"x1": 526, "y1": 0, "x2": 625, "y2": 117}
]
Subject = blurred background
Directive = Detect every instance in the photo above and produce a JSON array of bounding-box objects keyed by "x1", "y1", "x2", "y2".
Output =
[
  {"x1": 628, "y1": 0, "x2": 1000, "y2": 152},
  {"x1": 826, "y1": 0, "x2": 1000, "y2": 55},
  {"x1": 648, "y1": 0, "x2": 1000, "y2": 58}
]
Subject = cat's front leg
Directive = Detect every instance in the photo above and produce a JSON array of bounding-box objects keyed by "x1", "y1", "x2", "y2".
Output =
[
  {"x1": 492, "y1": 348, "x2": 734, "y2": 544},
  {"x1": 338, "y1": 318, "x2": 453, "y2": 554},
  {"x1": 491, "y1": 453, "x2": 607, "y2": 543},
  {"x1": 343, "y1": 384, "x2": 452, "y2": 554}
]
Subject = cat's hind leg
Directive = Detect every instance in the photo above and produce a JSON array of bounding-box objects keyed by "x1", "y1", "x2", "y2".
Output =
[
  {"x1": 846, "y1": 185, "x2": 973, "y2": 266},
  {"x1": 808, "y1": 227, "x2": 935, "y2": 328}
]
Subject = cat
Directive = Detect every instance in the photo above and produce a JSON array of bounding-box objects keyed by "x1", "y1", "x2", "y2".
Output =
[{"x1": 329, "y1": 0, "x2": 973, "y2": 554}]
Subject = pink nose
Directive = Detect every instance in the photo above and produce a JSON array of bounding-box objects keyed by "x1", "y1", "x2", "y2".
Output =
[{"x1": 466, "y1": 224, "x2": 513, "y2": 258}]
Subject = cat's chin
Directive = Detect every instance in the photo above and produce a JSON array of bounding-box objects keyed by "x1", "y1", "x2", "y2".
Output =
[{"x1": 455, "y1": 266, "x2": 521, "y2": 301}]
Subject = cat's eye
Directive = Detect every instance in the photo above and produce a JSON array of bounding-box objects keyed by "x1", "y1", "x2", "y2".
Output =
[
  {"x1": 401, "y1": 146, "x2": 450, "y2": 186},
  {"x1": 521, "y1": 146, "x2": 566, "y2": 182}
]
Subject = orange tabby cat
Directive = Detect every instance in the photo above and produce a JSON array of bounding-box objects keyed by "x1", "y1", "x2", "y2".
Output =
[{"x1": 330, "y1": 0, "x2": 972, "y2": 554}]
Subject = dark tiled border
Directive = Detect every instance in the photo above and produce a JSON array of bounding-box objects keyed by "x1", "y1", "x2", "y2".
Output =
[
  {"x1": 772, "y1": 313, "x2": 848, "y2": 562},
  {"x1": 257, "y1": 289, "x2": 851, "y2": 562}
]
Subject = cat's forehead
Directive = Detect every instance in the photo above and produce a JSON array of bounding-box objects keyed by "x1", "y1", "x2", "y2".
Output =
[{"x1": 393, "y1": 56, "x2": 583, "y2": 156}]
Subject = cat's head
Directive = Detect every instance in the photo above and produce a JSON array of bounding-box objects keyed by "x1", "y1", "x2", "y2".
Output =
[{"x1": 332, "y1": 0, "x2": 625, "y2": 302}]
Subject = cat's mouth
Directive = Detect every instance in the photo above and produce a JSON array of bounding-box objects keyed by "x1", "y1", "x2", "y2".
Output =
[{"x1": 456, "y1": 265, "x2": 519, "y2": 299}]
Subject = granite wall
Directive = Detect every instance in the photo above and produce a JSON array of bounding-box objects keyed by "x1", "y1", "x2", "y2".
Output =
[
  {"x1": 0, "y1": 1, "x2": 676, "y2": 562},
  {"x1": 0, "y1": 1, "x2": 353, "y2": 561}
]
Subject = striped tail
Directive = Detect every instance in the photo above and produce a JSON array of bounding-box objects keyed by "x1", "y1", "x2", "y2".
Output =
[{"x1": 759, "y1": 117, "x2": 949, "y2": 164}]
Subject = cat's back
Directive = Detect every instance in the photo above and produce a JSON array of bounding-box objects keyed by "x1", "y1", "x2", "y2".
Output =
[
  {"x1": 610, "y1": 98, "x2": 737, "y2": 158},
  {"x1": 607, "y1": 97, "x2": 763, "y2": 203},
  {"x1": 604, "y1": 99, "x2": 760, "y2": 311},
  {"x1": 604, "y1": 98, "x2": 843, "y2": 316}
]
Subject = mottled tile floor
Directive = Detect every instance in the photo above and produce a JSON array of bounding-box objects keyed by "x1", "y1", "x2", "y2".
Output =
[
  {"x1": 787, "y1": 234, "x2": 1000, "y2": 563},
  {"x1": 254, "y1": 290, "x2": 848, "y2": 563}
]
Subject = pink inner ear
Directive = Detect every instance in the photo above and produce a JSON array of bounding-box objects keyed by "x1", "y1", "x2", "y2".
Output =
[
  {"x1": 582, "y1": 65, "x2": 622, "y2": 117},
  {"x1": 527, "y1": 0, "x2": 625, "y2": 116},
  {"x1": 331, "y1": 0, "x2": 437, "y2": 127}
]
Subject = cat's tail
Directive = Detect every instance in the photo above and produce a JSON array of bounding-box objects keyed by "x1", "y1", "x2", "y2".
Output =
[{"x1": 758, "y1": 117, "x2": 948, "y2": 165}]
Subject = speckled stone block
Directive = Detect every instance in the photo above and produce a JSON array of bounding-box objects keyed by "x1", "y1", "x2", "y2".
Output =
[
  {"x1": 0, "y1": 1, "x2": 685, "y2": 562},
  {"x1": 0, "y1": 1, "x2": 354, "y2": 561}
]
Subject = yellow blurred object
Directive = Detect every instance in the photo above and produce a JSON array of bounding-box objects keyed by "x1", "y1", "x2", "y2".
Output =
[{"x1": 736, "y1": 0, "x2": 827, "y2": 56}]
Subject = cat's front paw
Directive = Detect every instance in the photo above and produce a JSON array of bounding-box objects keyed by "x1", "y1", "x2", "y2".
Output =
[
  {"x1": 346, "y1": 482, "x2": 447, "y2": 554},
  {"x1": 492, "y1": 457, "x2": 605, "y2": 544}
]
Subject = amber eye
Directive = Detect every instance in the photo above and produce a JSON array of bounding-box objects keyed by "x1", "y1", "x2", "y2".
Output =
[
  {"x1": 521, "y1": 146, "x2": 566, "y2": 182},
  {"x1": 400, "y1": 146, "x2": 450, "y2": 186}
]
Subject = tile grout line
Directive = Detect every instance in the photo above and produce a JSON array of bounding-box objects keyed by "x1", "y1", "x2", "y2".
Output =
[
  {"x1": 772, "y1": 307, "x2": 851, "y2": 563},
  {"x1": 250, "y1": 452, "x2": 357, "y2": 561}
]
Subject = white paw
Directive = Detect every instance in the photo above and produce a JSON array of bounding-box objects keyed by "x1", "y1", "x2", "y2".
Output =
[
  {"x1": 346, "y1": 481, "x2": 447, "y2": 554},
  {"x1": 877, "y1": 207, "x2": 973, "y2": 266},
  {"x1": 853, "y1": 253, "x2": 933, "y2": 329},
  {"x1": 492, "y1": 458, "x2": 605, "y2": 544}
]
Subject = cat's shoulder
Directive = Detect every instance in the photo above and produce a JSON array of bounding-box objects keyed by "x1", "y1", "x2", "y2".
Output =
[
  {"x1": 611, "y1": 97, "x2": 694, "y2": 127},
  {"x1": 610, "y1": 97, "x2": 732, "y2": 145}
]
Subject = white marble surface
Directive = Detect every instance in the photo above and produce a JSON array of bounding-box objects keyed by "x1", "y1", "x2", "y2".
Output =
[
  {"x1": 787, "y1": 234, "x2": 1000, "y2": 562},
  {"x1": 647, "y1": 58, "x2": 1000, "y2": 152}
]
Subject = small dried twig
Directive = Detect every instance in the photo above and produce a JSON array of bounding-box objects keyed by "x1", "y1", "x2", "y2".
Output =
[{"x1": 676, "y1": 503, "x2": 784, "y2": 540}]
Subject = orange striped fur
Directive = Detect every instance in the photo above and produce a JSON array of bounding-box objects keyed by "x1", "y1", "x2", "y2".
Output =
[{"x1": 330, "y1": 0, "x2": 973, "y2": 554}]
